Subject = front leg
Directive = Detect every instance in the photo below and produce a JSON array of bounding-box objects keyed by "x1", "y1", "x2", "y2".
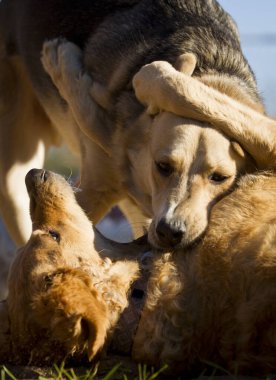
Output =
[
  {"x1": 133, "y1": 61, "x2": 276, "y2": 170},
  {"x1": 94, "y1": 228, "x2": 151, "y2": 261},
  {"x1": 41, "y1": 39, "x2": 113, "y2": 154}
]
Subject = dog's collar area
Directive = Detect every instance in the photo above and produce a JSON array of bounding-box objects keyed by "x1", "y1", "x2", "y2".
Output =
[{"x1": 108, "y1": 251, "x2": 154, "y2": 355}]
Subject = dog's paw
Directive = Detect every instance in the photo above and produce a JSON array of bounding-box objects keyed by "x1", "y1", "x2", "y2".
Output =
[
  {"x1": 41, "y1": 38, "x2": 65, "y2": 86},
  {"x1": 41, "y1": 38, "x2": 87, "y2": 100},
  {"x1": 133, "y1": 61, "x2": 175, "y2": 114}
]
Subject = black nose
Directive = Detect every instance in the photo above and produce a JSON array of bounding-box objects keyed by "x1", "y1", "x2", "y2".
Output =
[
  {"x1": 156, "y1": 219, "x2": 185, "y2": 247},
  {"x1": 25, "y1": 169, "x2": 50, "y2": 189}
]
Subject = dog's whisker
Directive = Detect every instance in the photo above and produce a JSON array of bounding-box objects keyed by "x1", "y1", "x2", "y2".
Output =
[
  {"x1": 72, "y1": 186, "x2": 83, "y2": 193},
  {"x1": 65, "y1": 168, "x2": 73, "y2": 183}
]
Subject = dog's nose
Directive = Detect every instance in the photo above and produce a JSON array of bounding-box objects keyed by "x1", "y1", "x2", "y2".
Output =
[
  {"x1": 156, "y1": 219, "x2": 185, "y2": 247},
  {"x1": 25, "y1": 169, "x2": 50, "y2": 189}
]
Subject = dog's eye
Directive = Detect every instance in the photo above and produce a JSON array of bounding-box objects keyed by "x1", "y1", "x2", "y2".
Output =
[
  {"x1": 48, "y1": 230, "x2": 60, "y2": 242},
  {"x1": 209, "y1": 172, "x2": 229, "y2": 183},
  {"x1": 155, "y1": 161, "x2": 173, "y2": 177}
]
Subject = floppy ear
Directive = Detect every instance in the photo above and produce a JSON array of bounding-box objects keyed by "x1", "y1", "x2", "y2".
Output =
[
  {"x1": 133, "y1": 61, "x2": 276, "y2": 170},
  {"x1": 230, "y1": 141, "x2": 256, "y2": 172},
  {"x1": 231, "y1": 141, "x2": 246, "y2": 159},
  {"x1": 32, "y1": 268, "x2": 109, "y2": 361},
  {"x1": 83, "y1": 302, "x2": 109, "y2": 361}
]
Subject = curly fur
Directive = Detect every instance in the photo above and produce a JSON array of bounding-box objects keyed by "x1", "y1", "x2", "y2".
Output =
[
  {"x1": 5, "y1": 170, "x2": 139, "y2": 365},
  {"x1": 1, "y1": 170, "x2": 275, "y2": 376}
]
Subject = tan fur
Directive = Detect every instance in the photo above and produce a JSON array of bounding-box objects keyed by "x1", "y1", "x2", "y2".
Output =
[
  {"x1": 5, "y1": 170, "x2": 139, "y2": 365},
  {"x1": 146, "y1": 112, "x2": 252, "y2": 248},
  {"x1": 41, "y1": 43, "x2": 255, "y2": 250},
  {"x1": 0, "y1": 40, "x2": 266, "y2": 251},
  {"x1": 133, "y1": 60, "x2": 276, "y2": 170},
  {"x1": 1, "y1": 169, "x2": 275, "y2": 376},
  {"x1": 133, "y1": 173, "x2": 276, "y2": 375}
]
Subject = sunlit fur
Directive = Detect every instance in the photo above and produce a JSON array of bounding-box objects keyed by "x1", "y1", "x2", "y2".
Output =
[
  {"x1": 1, "y1": 170, "x2": 276, "y2": 376},
  {"x1": 6, "y1": 170, "x2": 139, "y2": 365}
]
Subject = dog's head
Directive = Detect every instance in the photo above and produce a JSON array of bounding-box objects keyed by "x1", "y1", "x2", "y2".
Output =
[
  {"x1": 133, "y1": 54, "x2": 255, "y2": 249},
  {"x1": 147, "y1": 112, "x2": 251, "y2": 249},
  {"x1": 8, "y1": 169, "x2": 108, "y2": 364},
  {"x1": 25, "y1": 169, "x2": 96, "y2": 255}
]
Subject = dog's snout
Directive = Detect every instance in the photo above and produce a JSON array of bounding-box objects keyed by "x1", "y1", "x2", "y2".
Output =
[{"x1": 156, "y1": 219, "x2": 185, "y2": 247}]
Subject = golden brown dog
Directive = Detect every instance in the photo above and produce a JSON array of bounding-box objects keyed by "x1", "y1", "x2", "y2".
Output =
[
  {"x1": 0, "y1": 168, "x2": 275, "y2": 376},
  {"x1": 4, "y1": 169, "x2": 141, "y2": 364}
]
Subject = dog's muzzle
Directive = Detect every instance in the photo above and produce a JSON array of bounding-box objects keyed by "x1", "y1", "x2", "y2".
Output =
[{"x1": 155, "y1": 218, "x2": 186, "y2": 247}]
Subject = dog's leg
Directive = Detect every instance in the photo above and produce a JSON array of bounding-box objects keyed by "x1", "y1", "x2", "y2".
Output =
[
  {"x1": 0, "y1": 57, "x2": 55, "y2": 245},
  {"x1": 94, "y1": 227, "x2": 150, "y2": 261},
  {"x1": 41, "y1": 39, "x2": 114, "y2": 155},
  {"x1": 119, "y1": 198, "x2": 150, "y2": 239},
  {"x1": 74, "y1": 136, "x2": 122, "y2": 225},
  {"x1": 42, "y1": 40, "x2": 123, "y2": 223},
  {"x1": 133, "y1": 61, "x2": 276, "y2": 170}
]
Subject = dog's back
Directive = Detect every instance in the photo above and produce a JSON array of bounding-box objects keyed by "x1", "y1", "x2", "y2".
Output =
[{"x1": 0, "y1": 0, "x2": 260, "y2": 106}]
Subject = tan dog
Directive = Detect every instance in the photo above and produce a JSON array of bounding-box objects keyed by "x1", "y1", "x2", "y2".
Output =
[
  {"x1": 1, "y1": 169, "x2": 275, "y2": 377},
  {"x1": 0, "y1": 0, "x2": 266, "y2": 250},
  {"x1": 41, "y1": 43, "x2": 255, "y2": 250},
  {"x1": 5, "y1": 169, "x2": 141, "y2": 365},
  {"x1": 132, "y1": 172, "x2": 276, "y2": 376}
]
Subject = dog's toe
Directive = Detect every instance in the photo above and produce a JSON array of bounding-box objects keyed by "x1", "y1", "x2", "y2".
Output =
[
  {"x1": 41, "y1": 38, "x2": 62, "y2": 79},
  {"x1": 57, "y1": 40, "x2": 83, "y2": 78}
]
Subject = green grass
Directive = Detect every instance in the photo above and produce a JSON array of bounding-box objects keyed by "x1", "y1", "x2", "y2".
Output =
[
  {"x1": 1, "y1": 361, "x2": 274, "y2": 380},
  {"x1": 0, "y1": 363, "x2": 168, "y2": 380}
]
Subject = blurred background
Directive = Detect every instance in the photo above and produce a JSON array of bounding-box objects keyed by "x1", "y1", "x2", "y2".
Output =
[
  {"x1": 1, "y1": 1, "x2": 276, "y2": 298},
  {"x1": 220, "y1": 0, "x2": 276, "y2": 115}
]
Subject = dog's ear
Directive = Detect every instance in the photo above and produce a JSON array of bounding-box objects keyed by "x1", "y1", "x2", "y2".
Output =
[
  {"x1": 31, "y1": 268, "x2": 109, "y2": 362},
  {"x1": 230, "y1": 141, "x2": 256, "y2": 171},
  {"x1": 86, "y1": 313, "x2": 108, "y2": 361},
  {"x1": 231, "y1": 141, "x2": 246, "y2": 159},
  {"x1": 175, "y1": 53, "x2": 197, "y2": 76}
]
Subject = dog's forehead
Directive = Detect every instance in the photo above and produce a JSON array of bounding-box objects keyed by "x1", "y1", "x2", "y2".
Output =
[
  {"x1": 151, "y1": 113, "x2": 201, "y2": 151},
  {"x1": 198, "y1": 127, "x2": 236, "y2": 167},
  {"x1": 152, "y1": 113, "x2": 229, "y2": 154},
  {"x1": 151, "y1": 113, "x2": 238, "y2": 174}
]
